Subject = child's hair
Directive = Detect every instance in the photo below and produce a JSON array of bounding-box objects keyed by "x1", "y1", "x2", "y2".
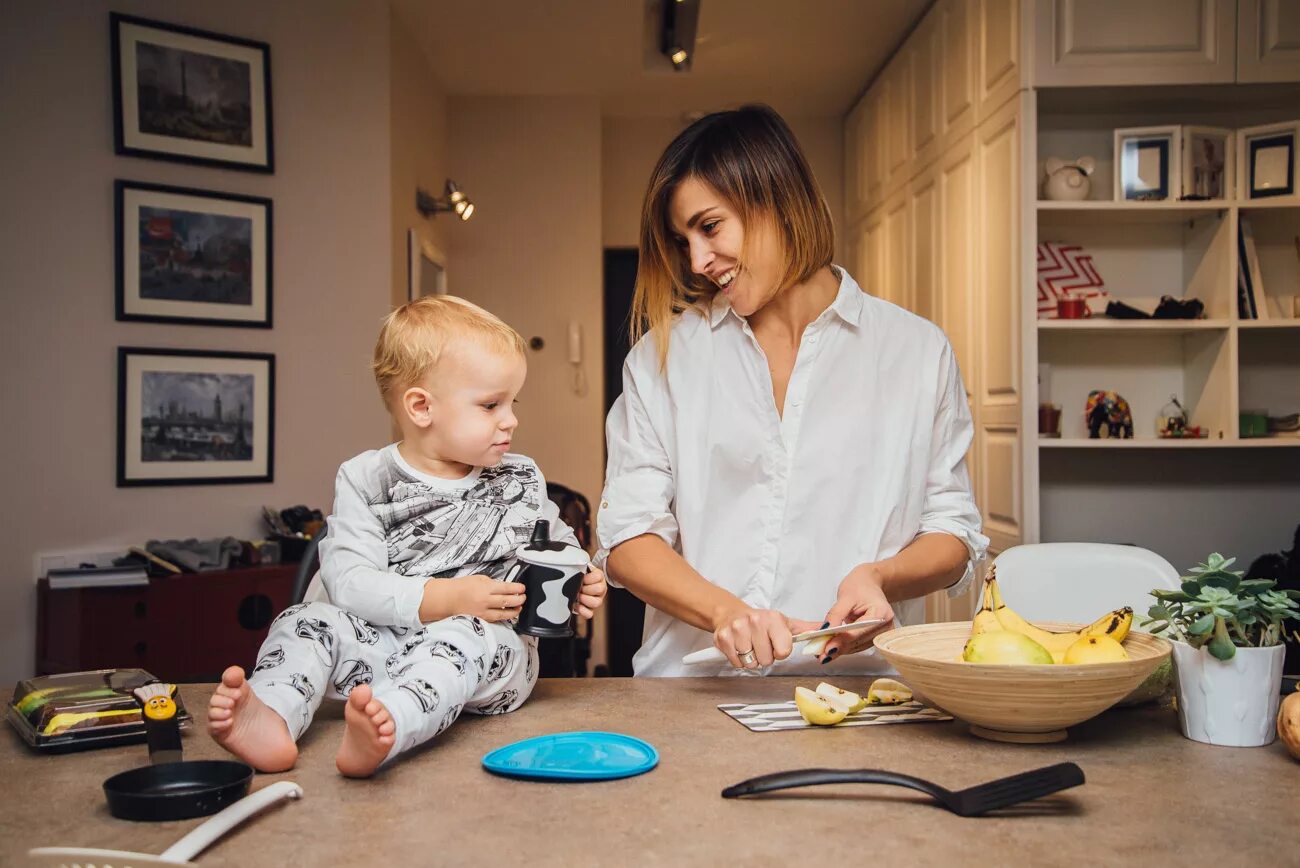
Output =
[
  {"x1": 372, "y1": 295, "x2": 525, "y2": 404},
  {"x1": 634, "y1": 104, "x2": 834, "y2": 367}
]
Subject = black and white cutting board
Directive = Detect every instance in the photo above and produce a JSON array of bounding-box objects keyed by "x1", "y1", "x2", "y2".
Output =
[{"x1": 718, "y1": 700, "x2": 951, "y2": 732}]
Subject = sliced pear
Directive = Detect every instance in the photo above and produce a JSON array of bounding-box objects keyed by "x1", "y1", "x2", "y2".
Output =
[
  {"x1": 794, "y1": 686, "x2": 848, "y2": 725},
  {"x1": 802, "y1": 636, "x2": 831, "y2": 658},
  {"x1": 816, "y1": 681, "x2": 867, "y2": 714},
  {"x1": 866, "y1": 677, "x2": 913, "y2": 706}
]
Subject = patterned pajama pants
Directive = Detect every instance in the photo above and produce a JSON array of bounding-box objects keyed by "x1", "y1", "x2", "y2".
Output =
[{"x1": 248, "y1": 601, "x2": 537, "y2": 763}]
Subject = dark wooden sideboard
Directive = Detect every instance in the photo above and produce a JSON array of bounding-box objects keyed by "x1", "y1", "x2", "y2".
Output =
[{"x1": 35, "y1": 565, "x2": 296, "y2": 682}]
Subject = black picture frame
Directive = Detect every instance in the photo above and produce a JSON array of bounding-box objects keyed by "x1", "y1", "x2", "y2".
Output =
[
  {"x1": 111, "y1": 13, "x2": 274, "y2": 173},
  {"x1": 118, "y1": 347, "x2": 275, "y2": 487},
  {"x1": 1248, "y1": 133, "x2": 1296, "y2": 199},
  {"x1": 116, "y1": 180, "x2": 273, "y2": 328}
]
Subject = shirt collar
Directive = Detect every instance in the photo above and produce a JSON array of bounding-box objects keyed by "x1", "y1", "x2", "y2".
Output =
[{"x1": 708, "y1": 265, "x2": 863, "y2": 329}]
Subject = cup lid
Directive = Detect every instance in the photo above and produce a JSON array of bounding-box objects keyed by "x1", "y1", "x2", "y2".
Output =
[{"x1": 514, "y1": 520, "x2": 588, "y2": 569}]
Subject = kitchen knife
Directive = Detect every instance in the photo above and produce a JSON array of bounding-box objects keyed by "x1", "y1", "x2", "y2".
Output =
[{"x1": 681, "y1": 618, "x2": 886, "y2": 666}]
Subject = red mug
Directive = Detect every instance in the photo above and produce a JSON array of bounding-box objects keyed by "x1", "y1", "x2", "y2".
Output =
[{"x1": 1056, "y1": 297, "x2": 1091, "y2": 319}]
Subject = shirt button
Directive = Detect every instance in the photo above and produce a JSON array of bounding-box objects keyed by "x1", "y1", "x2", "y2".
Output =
[{"x1": 808, "y1": 334, "x2": 819, "y2": 343}]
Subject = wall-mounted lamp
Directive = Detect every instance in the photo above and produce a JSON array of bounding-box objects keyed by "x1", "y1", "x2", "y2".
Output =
[
  {"x1": 416, "y1": 179, "x2": 475, "y2": 221},
  {"x1": 661, "y1": 0, "x2": 699, "y2": 72}
]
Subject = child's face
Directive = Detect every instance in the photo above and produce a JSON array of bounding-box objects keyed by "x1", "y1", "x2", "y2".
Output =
[
  {"x1": 412, "y1": 342, "x2": 526, "y2": 470},
  {"x1": 670, "y1": 176, "x2": 784, "y2": 318}
]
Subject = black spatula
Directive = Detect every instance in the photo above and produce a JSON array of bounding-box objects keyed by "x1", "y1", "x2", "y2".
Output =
[{"x1": 721, "y1": 762, "x2": 1084, "y2": 817}]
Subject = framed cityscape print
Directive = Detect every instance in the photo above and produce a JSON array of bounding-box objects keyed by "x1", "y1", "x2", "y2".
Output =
[
  {"x1": 1114, "y1": 126, "x2": 1181, "y2": 201},
  {"x1": 111, "y1": 13, "x2": 274, "y2": 172},
  {"x1": 117, "y1": 181, "x2": 272, "y2": 328},
  {"x1": 118, "y1": 347, "x2": 275, "y2": 486},
  {"x1": 1238, "y1": 121, "x2": 1298, "y2": 199}
]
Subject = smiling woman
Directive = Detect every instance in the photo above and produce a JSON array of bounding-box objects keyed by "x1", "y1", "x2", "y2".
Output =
[{"x1": 597, "y1": 104, "x2": 989, "y2": 678}]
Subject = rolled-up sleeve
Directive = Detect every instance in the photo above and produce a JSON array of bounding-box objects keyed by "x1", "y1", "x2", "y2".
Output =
[
  {"x1": 918, "y1": 341, "x2": 989, "y2": 598},
  {"x1": 594, "y1": 353, "x2": 679, "y2": 586},
  {"x1": 318, "y1": 464, "x2": 426, "y2": 630}
]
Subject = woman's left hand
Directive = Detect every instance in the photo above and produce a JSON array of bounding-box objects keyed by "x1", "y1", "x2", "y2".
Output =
[
  {"x1": 574, "y1": 568, "x2": 608, "y2": 619},
  {"x1": 819, "y1": 563, "x2": 896, "y2": 663}
]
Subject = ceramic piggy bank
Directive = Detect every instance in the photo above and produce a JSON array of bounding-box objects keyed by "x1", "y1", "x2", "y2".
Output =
[
  {"x1": 1043, "y1": 156, "x2": 1096, "y2": 201},
  {"x1": 1085, "y1": 390, "x2": 1134, "y2": 439}
]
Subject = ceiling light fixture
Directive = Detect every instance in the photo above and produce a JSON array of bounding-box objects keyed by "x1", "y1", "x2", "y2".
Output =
[
  {"x1": 661, "y1": 0, "x2": 699, "y2": 72},
  {"x1": 416, "y1": 179, "x2": 475, "y2": 222}
]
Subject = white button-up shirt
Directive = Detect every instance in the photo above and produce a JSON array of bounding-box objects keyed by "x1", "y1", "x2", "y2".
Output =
[{"x1": 596, "y1": 267, "x2": 988, "y2": 677}]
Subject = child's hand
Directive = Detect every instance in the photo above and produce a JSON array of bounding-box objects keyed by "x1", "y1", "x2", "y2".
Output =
[
  {"x1": 419, "y1": 575, "x2": 526, "y2": 623},
  {"x1": 574, "y1": 568, "x2": 607, "y2": 619}
]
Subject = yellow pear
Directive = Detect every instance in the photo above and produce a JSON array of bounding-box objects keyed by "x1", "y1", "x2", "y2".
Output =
[
  {"x1": 1062, "y1": 634, "x2": 1129, "y2": 664},
  {"x1": 866, "y1": 677, "x2": 912, "y2": 705},
  {"x1": 816, "y1": 682, "x2": 867, "y2": 714},
  {"x1": 962, "y1": 631, "x2": 1054, "y2": 665},
  {"x1": 794, "y1": 686, "x2": 848, "y2": 725}
]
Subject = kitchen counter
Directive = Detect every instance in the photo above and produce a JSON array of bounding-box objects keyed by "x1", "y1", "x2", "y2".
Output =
[{"x1": 4, "y1": 677, "x2": 1298, "y2": 866}]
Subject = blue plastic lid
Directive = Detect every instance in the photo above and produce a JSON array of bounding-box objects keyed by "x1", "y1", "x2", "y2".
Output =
[{"x1": 482, "y1": 731, "x2": 659, "y2": 782}]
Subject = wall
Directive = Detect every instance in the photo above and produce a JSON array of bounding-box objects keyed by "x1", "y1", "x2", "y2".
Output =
[
  {"x1": 602, "y1": 116, "x2": 845, "y2": 261},
  {"x1": 390, "y1": 13, "x2": 449, "y2": 307},
  {"x1": 0, "y1": 0, "x2": 393, "y2": 683},
  {"x1": 447, "y1": 96, "x2": 605, "y2": 508}
]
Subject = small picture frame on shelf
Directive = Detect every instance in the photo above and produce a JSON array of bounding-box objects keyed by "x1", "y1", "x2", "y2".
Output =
[
  {"x1": 1180, "y1": 126, "x2": 1232, "y2": 201},
  {"x1": 1238, "y1": 121, "x2": 1298, "y2": 199},
  {"x1": 111, "y1": 13, "x2": 274, "y2": 173},
  {"x1": 118, "y1": 347, "x2": 274, "y2": 487},
  {"x1": 1114, "y1": 126, "x2": 1181, "y2": 201},
  {"x1": 117, "y1": 181, "x2": 272, "y2": 328}
]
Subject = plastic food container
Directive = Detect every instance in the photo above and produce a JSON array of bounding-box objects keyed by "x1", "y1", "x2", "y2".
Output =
[{"x1": 7, "y1": 669, "x2": 191, "y2": 753}]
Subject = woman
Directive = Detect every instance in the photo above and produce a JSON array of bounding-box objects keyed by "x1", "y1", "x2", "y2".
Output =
[{"x1": 596, "y1": 105, "x2": 987, "y2": 676}]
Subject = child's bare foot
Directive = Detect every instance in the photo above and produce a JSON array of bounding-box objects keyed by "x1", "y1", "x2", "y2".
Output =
[
  {"x1": 207, "y1": 666, "x2": 297, "y2": 773},
  {"x1": 336, "y1": 684, "x2": 396, "y2": 778}
]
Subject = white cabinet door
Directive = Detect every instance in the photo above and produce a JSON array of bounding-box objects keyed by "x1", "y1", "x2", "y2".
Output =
[
  {"x1": 855, "y1": 210, "x2": 886, "y2": 300},
  {"x1": 884, "y1": 58, "x2": 913, "y2": 195},
  {"x1": 910, "y1": 7, "x2": 942, "y2": 173},
  {"x1": 1034, "y1": 0, "x2": 1236, "y2": 86},
  {"x1": 978, "y1": 0, "x2": 1022, "y2": 116},
  {"x1": 1238, "y1": 0, "x2": 1300, "y2": 83},
  {"x1": 975, "y1": 97, "x2": 1024, "y2": 557},
  {"x1": 883, "y1": 192, "x2": 912, "y2": 309},
  {"x1": 844, "y1": 97, "x2": 869, "y2": 224},
  {"x1": 941, "y1": 0, "x2": 977, "y2": 146},
  {"x1": 910, "y1": 168, "x2": 939, "y2": 323}
]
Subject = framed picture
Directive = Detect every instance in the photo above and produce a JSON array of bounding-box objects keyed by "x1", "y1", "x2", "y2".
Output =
[
  {"x1": 1180, "y1": 126, "x2": 1233, "y2": 201},
  {"x1": 407, "y1": 228, "x2": 448, "y2": 301},
  {"x1": 1114, "y1": 126, "x2": 1181, "y2": 201},
  {"x1": 1238, "y1": 121, "x2": 1298, "y2": 199},
  {"x1": 117, "y1": 181, "x2": 272, "y2": 328},
  {"x1": 111, "y1": 13, "x2": 273, "y2": 173},
  {"x1": 118, "y1": 348, "x2": 274, "y2": 487}
]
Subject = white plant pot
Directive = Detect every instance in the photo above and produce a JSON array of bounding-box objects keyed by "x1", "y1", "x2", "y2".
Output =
[{"x1": 1170, "y1": 641, "x2": 1284, "y2": 747}]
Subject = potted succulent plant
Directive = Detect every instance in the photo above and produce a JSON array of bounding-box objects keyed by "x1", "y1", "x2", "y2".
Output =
[{"x1": 1142, "y1": 553, "x2": 1300, "y2": 747}]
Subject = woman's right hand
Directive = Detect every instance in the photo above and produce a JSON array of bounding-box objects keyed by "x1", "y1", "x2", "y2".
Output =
[{"x1": 713, "y1": 607, "x2": 823, "y2": 670}]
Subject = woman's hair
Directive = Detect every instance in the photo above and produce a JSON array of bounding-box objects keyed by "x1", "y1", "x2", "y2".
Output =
[
  {"x1": 632, "y1": 103, "x2": 835, "y2": 365},
  {"x1": 372, "y1": 294, "x2": 524, "y2": 405}
]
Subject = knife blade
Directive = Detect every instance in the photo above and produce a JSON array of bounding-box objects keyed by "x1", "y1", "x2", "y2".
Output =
[{"x1": 680, "y1": 618, "x2": 886, "y2": 666}]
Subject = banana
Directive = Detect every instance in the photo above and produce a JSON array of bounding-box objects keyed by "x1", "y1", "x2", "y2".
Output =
[
  {"x1": 986, "y1": 572, "x2": 1133, "y2": 663},
  {"x1": 969, "y1": 576, "x2": 1003, "y2": 636}
]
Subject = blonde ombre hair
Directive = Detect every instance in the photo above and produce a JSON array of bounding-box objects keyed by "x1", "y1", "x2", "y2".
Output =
[
  {"x1": 633, "y1": 104, "x2": 835, "y2": 366},
  {"x1": 372, "y1": 295, "x2": 525, "y2": 405}
]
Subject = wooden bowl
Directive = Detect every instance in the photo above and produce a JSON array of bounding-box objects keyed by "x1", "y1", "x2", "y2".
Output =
[{"x1": 873, "y1": 621, "x2": 1172, "y2": 743}]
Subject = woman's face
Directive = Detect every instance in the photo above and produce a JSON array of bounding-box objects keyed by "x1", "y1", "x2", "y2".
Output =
[{"x1": 669, "y1": 176, "x2": 782, "y2": 317}]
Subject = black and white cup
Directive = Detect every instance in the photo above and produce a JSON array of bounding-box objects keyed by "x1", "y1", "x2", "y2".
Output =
[{"x1": 506, "y1": 520, "x2": 589, "y2": 639}]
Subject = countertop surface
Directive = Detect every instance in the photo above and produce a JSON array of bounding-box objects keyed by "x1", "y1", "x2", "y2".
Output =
[{"x1": 5, "y1": 677, "x2": 1298, "y2": 866}]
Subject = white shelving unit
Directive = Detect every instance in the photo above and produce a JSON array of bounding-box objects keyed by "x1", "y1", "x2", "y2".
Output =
[{"x1": 1025, "y1": 82, "x2": 1300, "y2": 571}]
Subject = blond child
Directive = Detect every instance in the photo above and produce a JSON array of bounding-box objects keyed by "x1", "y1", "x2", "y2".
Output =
[{"x1": 208, "y1": 296, "x2": 607, "y2": 777}]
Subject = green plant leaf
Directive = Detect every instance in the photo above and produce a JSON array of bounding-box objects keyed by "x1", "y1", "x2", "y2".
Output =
[
  {"x1": 1181, "y1": 580, "x2": 1203, "y2": 596},
  {"x1": 1208, "y1": 632, "x2": 1237, "y2": 660},
  {"x1": 1152, "y1": 590, "x2": 1192, "y2": 603},
  {"x1": 1189, "y1": 613, "x2": 1216, "y2": 634}
]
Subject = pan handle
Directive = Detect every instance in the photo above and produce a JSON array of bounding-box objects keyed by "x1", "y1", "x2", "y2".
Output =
[{"x1": 160, "y1": 780, "x2": 303, "y2": 863}]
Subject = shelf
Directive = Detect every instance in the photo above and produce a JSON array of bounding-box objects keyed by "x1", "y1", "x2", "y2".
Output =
[
  {"x1": 1037, "y1": 200, "x2": 1227, "y2": 226},
  {"x1": 1238, "y1": 320, "x2": 1300, "y2": 329},
  {"x1": 1038, "y1": 319, "x2": 1230, "y2": 335},
  {"x1": 1038, "y1": 438, "x2": 1300, "y2": 448},
  {"x1": 1239, "y1": 198, "x2": 1300, "y2": 211}
]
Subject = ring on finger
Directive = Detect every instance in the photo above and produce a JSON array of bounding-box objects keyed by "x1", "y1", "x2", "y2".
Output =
[{"x1": 738, "y1": 649, "x2": 757, "y2": 667}]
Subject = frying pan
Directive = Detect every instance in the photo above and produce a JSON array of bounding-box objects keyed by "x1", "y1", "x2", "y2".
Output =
[{"x1": 103, "y1": 682, "x2": 255, "y2": 821}]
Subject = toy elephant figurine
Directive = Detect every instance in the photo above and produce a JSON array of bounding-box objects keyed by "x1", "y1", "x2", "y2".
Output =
[{"x1": 1085, "y1": 390, "x2": 1134, "y2": 439}]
